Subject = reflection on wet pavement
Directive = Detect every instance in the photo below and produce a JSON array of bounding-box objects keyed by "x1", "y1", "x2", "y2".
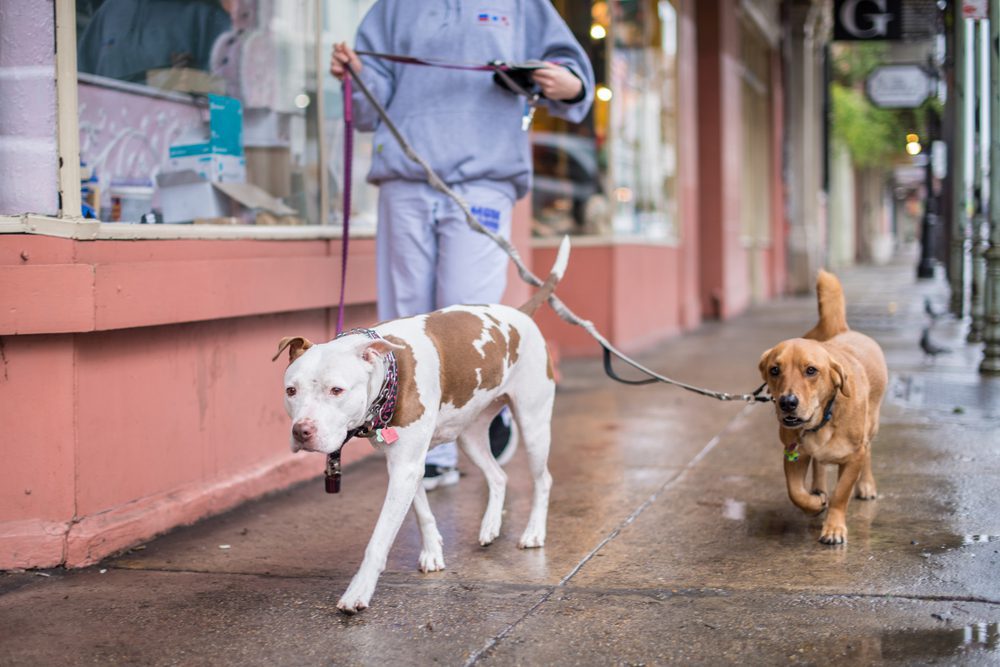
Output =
[{"x1": 882, "y1": 622, "x2": 999, "y2": 662}]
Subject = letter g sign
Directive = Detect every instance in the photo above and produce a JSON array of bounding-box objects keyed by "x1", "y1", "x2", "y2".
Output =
[{"x1": 834, "y1": 0, "x2": 901, "y2": 41}]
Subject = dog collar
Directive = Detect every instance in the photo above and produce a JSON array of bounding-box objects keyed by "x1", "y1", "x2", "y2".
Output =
[
  {"x1": 804, "y1": 395, "x2": 836, "y2": 434},
  {"x1": 338, "y1": 328, "x2": 399, "y2": 442},
  {"x1": 325, "y1": 328, "x2": 400, "y2": 495}
]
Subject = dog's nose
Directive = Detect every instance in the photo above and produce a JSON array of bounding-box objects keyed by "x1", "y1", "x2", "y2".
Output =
[
  {"x1": 292, "y1": 419, "x2": 316, "y2": 443},
  {"x1": 778, "y1": 394, "x2": 799, "y2": 413}
]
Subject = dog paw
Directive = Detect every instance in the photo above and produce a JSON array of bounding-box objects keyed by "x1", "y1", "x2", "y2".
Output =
[
  {"x1": 479, "y1": 517, "x2": 502, "y2": 547},
  {"x1": 818, "y1": 521, "x2": 847, "y2": 545},
  {"x1": 798, "y1": 490, "x2": 827, "y2": 516},
  {"x1": 479, "y1": 528, "x2": 500, "y2": 547},
  {"x1": 336, "y1": 596, "x2": 369, "y2": 615},
  {"x1": 418, "y1": 549, "x2": 446, "y2": 573},
  {"x1": 855, "y1": 482, "x2": 877, "y2": 500},
  {"x1": 337, "y1": 579, "x2": 374, "y2": 614},
  {"x1": 517, "y1": 530, "x2": 546, "y2": 549}
]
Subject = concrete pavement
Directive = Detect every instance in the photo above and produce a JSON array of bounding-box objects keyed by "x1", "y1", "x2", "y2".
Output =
[{"x1": 3, "y1": 253, "x2": 999, "y2": 665}]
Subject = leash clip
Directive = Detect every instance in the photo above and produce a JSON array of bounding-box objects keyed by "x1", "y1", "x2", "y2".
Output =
[{"x1": 521, "y1": 94, "x2": 539, "y2": 131}]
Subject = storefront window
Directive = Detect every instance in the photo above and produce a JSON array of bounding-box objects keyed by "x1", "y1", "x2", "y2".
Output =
[
  {"x1": 529, "y1": 0, "x2": 604, "y2": 238},
  {"x1": 75, "y1": 0, "x2": 324, "y2": 226},
  {"x1": 607, "y1": 0, "x2": 679, "y2": 240},
  {"x1": 321, "y1": 0, "x2": 379, "y2": 233}
]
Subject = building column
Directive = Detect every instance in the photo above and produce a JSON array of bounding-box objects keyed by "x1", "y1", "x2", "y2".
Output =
[
  {"x1": 696, "y1": 0, "x2": 748, "y2": 319},
  {"x1": 981, "y1": 0, "x2": 1000, "y2": 374},
  {"x1": 783, "y1": 0, "x2": 828, "y2": 293},
  {"x1": 0, "y1": 1, "x2": 60, "y2": 216}
]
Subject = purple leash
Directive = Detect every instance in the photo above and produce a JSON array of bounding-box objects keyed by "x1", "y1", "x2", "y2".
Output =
[{"x1": 337, "y1": 74, "x2": 353, "y2": 336}]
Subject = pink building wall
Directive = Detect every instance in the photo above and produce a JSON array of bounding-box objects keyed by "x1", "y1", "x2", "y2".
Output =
[
  {"x1": 0, "y1": 236, "x2": 380, "y2": 568},
  {"x1": 696, "y1": 0, "x2": 751, "y2": 321},
  {"x1": 0, "y1": 1, "x2": 59, "y2": 216}
]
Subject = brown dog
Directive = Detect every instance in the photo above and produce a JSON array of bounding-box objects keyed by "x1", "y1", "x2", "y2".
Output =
[{"x1": 758, "y1": 270, "x2": 887, "y2": 545}]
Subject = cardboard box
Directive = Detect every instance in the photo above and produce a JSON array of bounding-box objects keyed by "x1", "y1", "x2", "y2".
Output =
[
  {"x1": 168, "y1": 94, "x2": 245, "y2": 183},
  {"x1": 167, "y1": 153, "x2": 246, "y2": 184},
  {"x1": 157, "y1": 170, "x2": 297, "y2": 224},
  {"x1": 245, "y1": 146, "x2": 291, "y2": 198}
]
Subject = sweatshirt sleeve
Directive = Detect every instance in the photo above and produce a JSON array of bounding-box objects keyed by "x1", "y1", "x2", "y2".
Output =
[
  {"x1": 349, "y1": 2, "x2": 396, "y2": 133},
  {"x1": 530, "y1": 1, "x2": 595, "y2": 124}
]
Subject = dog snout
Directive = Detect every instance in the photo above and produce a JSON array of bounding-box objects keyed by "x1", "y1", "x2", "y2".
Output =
[
  {"x1": 778, "y1": 394, "x2": 799, "y2": 413},
  {"x1": 292, "y1": 419, "x2": 317, "y2": 444}
]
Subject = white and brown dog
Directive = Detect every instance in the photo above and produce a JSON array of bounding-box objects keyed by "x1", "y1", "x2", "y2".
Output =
[{"x1": 274, "y1": 238, "x2": 569, "y2": 614}]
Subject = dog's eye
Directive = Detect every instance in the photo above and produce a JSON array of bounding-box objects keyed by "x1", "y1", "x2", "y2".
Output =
[
  {"x1": 769, "y1": 366, "x2": 780, "y2": 377},
  {"x1": 330, "y1": 387, "x2": 344, "y2": 397},
  {"x1": 805, "y1": 366, "x2": 818, "y2": 376},
  {"x1": 285, "y1": 387, "x2": 297, "y2": 397}
]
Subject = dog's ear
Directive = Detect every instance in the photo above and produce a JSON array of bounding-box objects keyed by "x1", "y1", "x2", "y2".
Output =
[
  {"x1": 830, "y1": 358, "x2": 850, "y2": 397},
  {"x1": 354, "y1": 337, "x2": 405, "y2": 365},
  {"x1": 758, "y1": 347, "x2": 774, "y2": 380},
  {"x1": 273, "y1": 336, "x2": 314, "y2": 364}
]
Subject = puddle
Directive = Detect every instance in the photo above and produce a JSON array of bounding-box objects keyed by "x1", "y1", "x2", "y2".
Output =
[
  {"x1": 881, "y1": 623, "x2": 1000, "y2": 661},
  {"x1": 889, "y1": 373, "x2": 1000, "y2": 418}
]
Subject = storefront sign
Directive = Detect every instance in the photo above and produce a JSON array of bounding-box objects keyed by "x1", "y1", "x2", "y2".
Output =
[
  {"x1": 834, "y1": 0, "x2": 902, "y2": 40},
  {"x1": 866, "y1": 65, "x2": 932, "y2": 108},
  {"x1": 963, "y1": 0, "x2": 988, "y2": 20}
]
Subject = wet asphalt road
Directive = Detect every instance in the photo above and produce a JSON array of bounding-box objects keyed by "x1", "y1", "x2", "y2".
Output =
[{"x1": 2, "y1": 255, "x2": 999, "y2": 666}]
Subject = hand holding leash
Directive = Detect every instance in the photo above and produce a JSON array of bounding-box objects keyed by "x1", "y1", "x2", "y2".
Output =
[
  {"x1": 532, "y1": 62, "x2": 583, "y2": 101},
  {"x1": 330, "y1": 42, "x2": 363, "y2": 81}
]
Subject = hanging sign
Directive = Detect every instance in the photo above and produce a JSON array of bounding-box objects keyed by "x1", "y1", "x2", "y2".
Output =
[{"x1": 866, "y1": 65, "x2": 932, "y2": 108}]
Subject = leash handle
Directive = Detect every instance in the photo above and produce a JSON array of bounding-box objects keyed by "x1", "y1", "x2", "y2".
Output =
[{"x1": 337, "y1": 73, "x2": 354, "y2": 335}]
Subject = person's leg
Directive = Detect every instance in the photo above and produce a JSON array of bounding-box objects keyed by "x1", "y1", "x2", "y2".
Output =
[
  {"x1": 376, "y1": 182, "x2": 459, "y2": 489},
  {"x1": 434, "y1": 183, "x2": 512, "y2": 308},
  {"x1": 435, "y1": 183, "x2": 518, "y2": 467},
  {"x1": 375, "y1": 181, "x2": 437, "y2": 321}
]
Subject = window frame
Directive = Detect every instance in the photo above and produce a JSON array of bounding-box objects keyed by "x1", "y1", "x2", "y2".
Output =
[{"x1": 44, "y1": 0, "x2": 339, "y2": 240}]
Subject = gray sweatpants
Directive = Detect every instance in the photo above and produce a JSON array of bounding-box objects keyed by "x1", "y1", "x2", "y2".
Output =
[{"x1": 376, "y1": 180, "x2": 513, "y2": 466}]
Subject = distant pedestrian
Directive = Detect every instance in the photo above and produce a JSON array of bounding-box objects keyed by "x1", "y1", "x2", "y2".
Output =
[{"x1": 330, "y1": 1, "x2": 594, "y2": 489}]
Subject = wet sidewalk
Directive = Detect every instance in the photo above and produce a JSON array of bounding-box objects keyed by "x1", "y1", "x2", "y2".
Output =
[{"x1": 3, "y1": 254, "x2": 999, "y2": 665}]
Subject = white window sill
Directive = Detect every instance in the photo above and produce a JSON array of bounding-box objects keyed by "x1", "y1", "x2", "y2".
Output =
[{"x1": 0, "y1": 215, "x2": 375, "y2": 241}]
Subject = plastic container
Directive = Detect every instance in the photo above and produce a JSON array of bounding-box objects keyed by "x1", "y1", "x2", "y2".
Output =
[{"x1": 108, "y1": 182, "x2": 155, "y2": 223}]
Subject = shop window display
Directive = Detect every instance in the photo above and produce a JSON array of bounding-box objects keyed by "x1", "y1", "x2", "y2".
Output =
[
  {"x1": 607, "y1": 0, "x2": 679, "y2": 240},
  {"x1": 75, "y1": 0, "x2": 325, "y2": 226}
]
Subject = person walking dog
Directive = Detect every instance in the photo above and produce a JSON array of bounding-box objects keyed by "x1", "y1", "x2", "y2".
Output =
[{"x1": 330, "y1": 0, "x2": 594, "y2": 489}]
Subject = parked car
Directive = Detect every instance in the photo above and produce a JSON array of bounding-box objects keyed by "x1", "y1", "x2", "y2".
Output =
[{"x1": 531, "y1": 132, "x2": 610, "y2": 236}]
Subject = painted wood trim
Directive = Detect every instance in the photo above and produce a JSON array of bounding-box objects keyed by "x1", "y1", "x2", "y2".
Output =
[
  {"x1": 0, "y1": 242, "x2": 377, "y2": 335},
  {"x1": 55, "y1": 0, "x2": 82, "y2": 219},
  {"x1": 0, "y1": 215, "x2": 376, "y2": 241}
]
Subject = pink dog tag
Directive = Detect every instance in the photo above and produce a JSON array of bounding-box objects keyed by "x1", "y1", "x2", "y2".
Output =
[{"x1": 377, "y1": 427, "x2": 399, "y2": 445}]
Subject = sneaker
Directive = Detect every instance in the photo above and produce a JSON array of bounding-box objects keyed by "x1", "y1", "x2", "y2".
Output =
[
  {"x1": 489, "y1": 410, "x2": 518, "y2": 467},
  {"x1": 422, "y1": 464, "x2": 460, "y2": 491}
]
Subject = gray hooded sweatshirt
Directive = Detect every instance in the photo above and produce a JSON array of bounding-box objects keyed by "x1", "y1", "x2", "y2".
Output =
[{"x1": 351, "y1": 0, "x2": 595, "y2": 200}]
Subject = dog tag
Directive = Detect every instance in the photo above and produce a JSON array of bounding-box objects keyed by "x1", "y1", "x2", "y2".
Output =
[
  {"x1": 784, "y1": 442, "x2": 799, "y2": 462},
  {"x1": 377, "y1": 427, "x2": 399, "y2": 445}
]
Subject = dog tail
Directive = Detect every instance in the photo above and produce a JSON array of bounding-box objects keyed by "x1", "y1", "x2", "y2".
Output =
[
  {"x1": 804, "y1": 269, "x2": 849, "y2": 341},
  {"x1": 519, "y1": 236, "x2": 570, "y2": 316}
]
